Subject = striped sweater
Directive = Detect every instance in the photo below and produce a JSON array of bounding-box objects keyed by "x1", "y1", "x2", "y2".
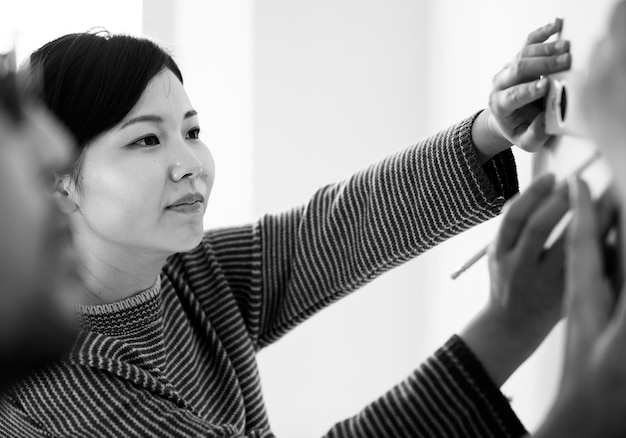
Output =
[{"x1": 0, "y1": 112, "x2": 526, "y2": 437}]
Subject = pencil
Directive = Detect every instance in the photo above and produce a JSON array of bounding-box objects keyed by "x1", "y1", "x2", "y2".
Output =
[
  {"x1": 450, "y1": 244, "x2": 489, "y2": 280},
  {"x1": 450, "y1": 150, "x2": 601, "y2": 280}
]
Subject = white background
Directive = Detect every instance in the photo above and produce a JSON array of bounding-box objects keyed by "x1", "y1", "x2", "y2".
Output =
[{"x1": 3, "y1": 1, "x2": 615, "y2": 436}]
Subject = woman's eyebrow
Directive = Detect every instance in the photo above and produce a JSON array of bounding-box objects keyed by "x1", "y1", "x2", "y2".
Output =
[
  {"x1": 184, "y1": 110, "x2": 198, "y2": 120},
  {"x1": 120, "y1": 110, "x2": 197, "y2": 129},
  {"x1": 119, "y1": 115, "x2": 164, "y2": 129}
]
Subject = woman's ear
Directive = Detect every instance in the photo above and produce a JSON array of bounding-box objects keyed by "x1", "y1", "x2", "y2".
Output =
[{"x1": 53, "y1": 174, "x2": 79, "y2": 214}]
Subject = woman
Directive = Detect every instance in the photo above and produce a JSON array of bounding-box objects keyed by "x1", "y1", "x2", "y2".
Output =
[{"x1": 0, "y1": 20, "x2": 572, "y2": 437}]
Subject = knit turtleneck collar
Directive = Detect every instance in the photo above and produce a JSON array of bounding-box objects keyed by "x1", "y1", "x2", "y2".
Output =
[{"x1": 74, "y1": 277, "x2": 162, "y2": 336}]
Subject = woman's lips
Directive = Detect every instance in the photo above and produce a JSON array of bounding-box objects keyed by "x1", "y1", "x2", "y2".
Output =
[
  {"x1": 166, "y1": 192, "x2": 205, "y2": 214},
  {"x1": 166, "y1": 200, "x2": 204, "y2": 214}
]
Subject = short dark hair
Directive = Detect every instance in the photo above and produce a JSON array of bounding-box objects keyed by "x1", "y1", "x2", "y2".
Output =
[{"x1": 30, "y1": 30, "x2": 183, "y2": 176}]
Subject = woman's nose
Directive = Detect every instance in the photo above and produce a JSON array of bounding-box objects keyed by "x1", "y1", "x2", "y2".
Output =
[{"x1": 169, "y1": 146, "x2": 203, "y2": 182}]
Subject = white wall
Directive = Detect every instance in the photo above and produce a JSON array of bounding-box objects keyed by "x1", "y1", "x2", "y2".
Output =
[
  {"x1": 1, "y1": 0, "x2": 141, "y2": 64},
  {"x1": 252, "y1": 2, "x2": 436, "y2": 436}
]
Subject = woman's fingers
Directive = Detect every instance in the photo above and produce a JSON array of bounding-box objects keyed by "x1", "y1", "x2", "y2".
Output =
[
  {"x1": 495, "y1": 174, "x2": 556, "y2": 255},
  {"x1": 484, "y1": 19, "x2": 571, "y2": 152},
  {"x1": 516, "y1": 183, "x2": 570, "y2": 259},
  {"x1": 493, "y1": 54, "x2": 572, "y2": 91},
  {"x1": 525, "y1": 18, "x2": 563, "y2": 45},
  {"x1": 543, "y1": 232, "x2": 566, "y2": 277},
  {"x1": 521, "y1": 40, "x2": 571, "y2": 58},
  {"x1": 565, "y1": 178, "x2": 614, "y2": 351},
  {"x1": 516, "y1": 111, "x2": 549, "y2": 152},
  {"x1": 491, "y1": 78, "x2": 549, "y2": 115},
  {"x1": 514, "y1": 179, "x2": 615, "y2": 265}
]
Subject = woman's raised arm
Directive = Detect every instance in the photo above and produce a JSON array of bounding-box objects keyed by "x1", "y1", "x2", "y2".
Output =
[{"x1": 200, "y1": 19, "x2": 571, "y2": 350}]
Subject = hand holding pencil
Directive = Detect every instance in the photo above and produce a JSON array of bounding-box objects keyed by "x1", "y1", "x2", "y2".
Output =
[{"x1": 451, "y1": 151, "x2": 602, "y2": 280}]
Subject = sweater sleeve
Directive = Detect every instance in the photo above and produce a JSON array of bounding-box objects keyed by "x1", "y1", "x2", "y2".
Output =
[
  {"x1": 323, "y1": 335, "x2": 528, "y2": 438},
  {"x1": 202, "y1": 111, "x2": 518, "y2": 348}
]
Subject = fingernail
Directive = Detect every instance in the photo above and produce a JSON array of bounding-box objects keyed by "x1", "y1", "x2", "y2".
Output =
[
  {"x1": 557, "y1": 53, "x2": 570, "y2": 64},
  {"x1": 536, "y1": 78, "x2": 547, "y2": 89},
  {"x1": 556, "y1": 40, "x2": 569, "y2": 51}
]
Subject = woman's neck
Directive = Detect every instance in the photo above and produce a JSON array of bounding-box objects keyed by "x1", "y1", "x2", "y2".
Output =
[{"x1": 72, "y1": 231, "x2": 169, "y2": 305}]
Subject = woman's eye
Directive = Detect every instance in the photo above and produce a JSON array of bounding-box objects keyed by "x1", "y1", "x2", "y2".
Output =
[
  {"x1": 186, "y1": 128, "x2": 201, "y2": 140},
  {"x1": 129, "y1": 134, "x2": 160, "y2": 147}
]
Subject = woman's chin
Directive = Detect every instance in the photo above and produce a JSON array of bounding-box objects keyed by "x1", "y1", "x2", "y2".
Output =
[{"x1": 165, "y1": 230, "x2": 205, "y2": 254}]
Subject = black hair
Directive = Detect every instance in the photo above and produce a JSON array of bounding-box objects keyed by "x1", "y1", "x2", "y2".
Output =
[
  {"x1": 0, "y1": 71, "x2": 24, "y2": 124},
  {"x1": 30, "y1": 30, "x2": 183, "y2": 176}
]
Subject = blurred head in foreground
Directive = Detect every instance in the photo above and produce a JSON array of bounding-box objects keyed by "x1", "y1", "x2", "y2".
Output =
[
  {"x1": 0, "y1": 59, "x2": 76, "y2": 389},
  {"x1": 585, "y1": 0, "x2": 626, "y2": 194}
]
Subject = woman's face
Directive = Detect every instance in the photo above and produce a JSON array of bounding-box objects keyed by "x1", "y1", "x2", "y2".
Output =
[{"x1": 69, "y1": 69, "x2": 215, "y2": 255}]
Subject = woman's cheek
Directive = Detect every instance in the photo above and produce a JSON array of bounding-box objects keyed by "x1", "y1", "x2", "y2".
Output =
[
  {"x1": 81, "y1": 166, "x2": 161, "y2": 244},
  {"x1": 198, "y1": 145, "x2": 216, "y2": 193}
]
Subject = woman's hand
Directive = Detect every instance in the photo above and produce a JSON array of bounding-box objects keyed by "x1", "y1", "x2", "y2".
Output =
[
  {"x1": 472, "y1": 18, "x2": 572, "y2": 163},
  {"x1": 534, "y1": 178, "x2": 626, "y2": 438},
  {"x1": 461, "y1": 174, "x2": 616, "y2": 388},
  {"x1": 486, "y1": 174, "x2": 569, "y2": 334},
  {"x1": 461, "y1": 174, "x2": 569, "y2": 387}
]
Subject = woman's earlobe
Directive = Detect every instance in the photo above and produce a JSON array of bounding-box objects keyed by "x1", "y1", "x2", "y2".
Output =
[{"x1": 53, "y1": 175, "x2": 79, "y2": 214}]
